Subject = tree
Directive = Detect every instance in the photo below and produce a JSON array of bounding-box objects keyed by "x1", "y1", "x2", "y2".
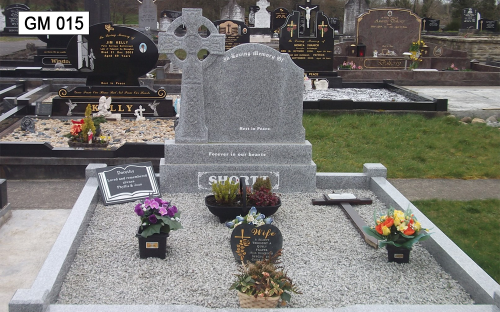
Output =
[{"x1": 51, "y1": 0, "x2": 80, "y2": 11}]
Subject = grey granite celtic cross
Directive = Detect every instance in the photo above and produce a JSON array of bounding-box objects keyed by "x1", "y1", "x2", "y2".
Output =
[{"x1": 158, "y1": 8, "x2": 225, "y2": 143}]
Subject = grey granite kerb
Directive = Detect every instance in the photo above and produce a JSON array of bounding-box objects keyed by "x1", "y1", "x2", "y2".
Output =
[{"x1": 158, "y1": 8, "x2": 225, "y2": 143}]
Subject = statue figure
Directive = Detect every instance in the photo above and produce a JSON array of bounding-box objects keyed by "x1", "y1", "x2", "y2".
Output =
[
  {"x1": 94, "y1": 96, "x2": 112, "y2": 117},
  {"x1": 298, "y1": 6, "x2": 317, "y2": 28}
]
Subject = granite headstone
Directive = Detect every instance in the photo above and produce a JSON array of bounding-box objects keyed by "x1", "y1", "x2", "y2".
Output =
[
  {"x1": 85, "y1": 0, "x2": 110, "y2": 26},
  {"x1": 158, "y1": 8, "x2": 316, "y2": 193},
  {"x1": 461, "y1": 8, "x2": 477, "y2": 29},
  {"x1": 271, "y1": 7, "x2": 289, "y2": 32},
  {"x1": 422, "y1": 18, "x2": 440, "y2": 31},
  {"x1": 480, "y1": 19, "x2": 497, "y2": 32},
  {"x1": 35, "y1": 35, "x2": 74, "y2": 67},
  {"x1": 138, "y1": 0, "x2": 158, "y2": 31},
  {"x1": 343, "y1": 0, "x2": 368, "y2": 36},
  {"x1": 254, "y1": 0, "x2": 270, "y2": 29},
  {"x1": 230, "y1": 224, "x2": 283, "y2": 262},
  {"x1": 2, "y1": 3, "x2": 29, "y2": 34},
  {"x1": 214, "y1": 19, "x2": 249, "y2": 51},
  {"x1": 356, "y1": 8, "x2": 421, "y2": 57},
  {"x1": 159, "y1": 10, "x2": 181, "y2": 31},
  {"x1": 221, "y1": 0, "x2": 245, "y2": 22},
  {"x1": 0, "y1": 6, "x2": 5, "y2": 32}
]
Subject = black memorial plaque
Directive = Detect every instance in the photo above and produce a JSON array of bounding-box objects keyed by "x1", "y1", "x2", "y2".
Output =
[
  {"x1": 231, "y1": 224, "x2": 283, "y2": 263},
  {"x1": 480, "y1": 19, "x2": 497, "y2": 32},
  {"x1": 96, "y1": 162, "x2": 160, "y2": 205},
  {"x1": 279, "y1": 11, "x2": 334, "y2": 71},
  {"x1": 3, "y1": 4, "x2": 30, "y2": 34},
  {"x1": 272, "y1": 7, "x2": 289, "y2": 32},
  {"x1": 422, "y1": 18, "x2": 440, "y2": 31},
  {"x1": 462, "y1": 8, "x2": 477, "y2": 29},
  {"x1": 66, "y1": 23, "x2": 158, "y2": 86},
  {"x1": 214, "y1": 20, "x2": 250, "y2": 51}
]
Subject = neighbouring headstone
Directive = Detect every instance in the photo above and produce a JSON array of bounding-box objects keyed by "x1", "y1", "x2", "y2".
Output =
[
  {"x1": 158, "y1": 8, "x2": 316, "y2": 193},
  {"x1": 461, "y1": 8, "x2": 477, "y2": 29},
  {"x1": 96, "y1": 162, "x2": 160, "y2": 205},
  {"x1": 159, "y1": 10, "x2": 181, "y2": 31},
  {"x1": 0, "y1": 179, "x2": 7, "y2": 210},
  {"x1": 254, "y1": 0, "x2": 270, "y2": 29},
  {"x1": 295, "y1": 0, "x2": 319, "y2": 37},
  {"x1": 479, "y1": 19, "x2": 497, "y2": 32},
  {"x1": 214, "y1": 19, "x2": 249, "y2": 51},
  {"x1": 35, "y1": 35, "x2": 73, "y2": 68},
  {"x1": 329, "y1": 17, "x2": 341, "y2": 32},
  {"x1": 271, "y1": 7, "x2": 289, "y2": 32},
  {"x1": 85, "y1": 0, "x2": 110, "y2": 26},
  {"x1": 138, "y1": 0, "x2": 158, "y2": 31},
  {"x1": 248, "y1": 6, "x2": 258, "y2": 27},
  {"x1": 422, "y1": 18, "x2": 440, "y2": 31},
  {"x1": 230, "y1": 224, "x2": 283, "y2": 262},
  {"x1": 356, "y1": 8, "x2": 421, "y2": 58},
  {"x1": 343, "y1": 0, "x2": 368, "y2": 36},
  {"x1": 52, "y1": 23, "x2": 173, "y2": 117},
  {"x1": 279, "y1": 10, "x2": 335, "y2": 71},
  {"x1": 0, "y1": 6, "x2": 5, "y2": 32},
  {"x1": 2, "y1": 3, "x2": 29, "y2": 34},
  {"x1": 221, "y1": 0, "x2": 245, "y2": 22}
]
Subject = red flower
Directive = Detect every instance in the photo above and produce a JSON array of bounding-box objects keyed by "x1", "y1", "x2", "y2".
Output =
[
  {"x1": 375, "y1": 217, "x2": 394, "y2": 234},
  {"x1": 70, "y1": 124, "x2": 82, "y2": 136},
  {"x1": 71, "y1": 119, "x2": 84, "y2": 125}
]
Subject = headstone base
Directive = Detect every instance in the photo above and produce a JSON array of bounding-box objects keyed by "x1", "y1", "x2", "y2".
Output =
[{"x1": 160, "y1": 140, "x2": 316, "y2": 193}]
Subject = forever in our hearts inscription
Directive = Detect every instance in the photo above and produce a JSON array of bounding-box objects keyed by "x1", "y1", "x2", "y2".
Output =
[{"x1": 230, "y1": 224, "x2": 283, "y2": 263}]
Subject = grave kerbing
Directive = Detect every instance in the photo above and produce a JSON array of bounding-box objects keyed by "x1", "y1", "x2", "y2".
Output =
[{"x1": 158, "y1": 8, "x2": 316, "y2": 193}]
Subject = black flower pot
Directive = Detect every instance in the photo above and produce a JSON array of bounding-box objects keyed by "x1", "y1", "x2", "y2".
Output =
[
  {"x1": 136, "y1": 228, "x2": 169, "y2": 259},
  {"x1": 386, "y1": 244, "x2": 411, "y2": 263}
]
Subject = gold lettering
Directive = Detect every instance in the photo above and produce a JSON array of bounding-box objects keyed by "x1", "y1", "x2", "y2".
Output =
[
  {"x1": 117, "y1": 105, "x2": 124, "y2": 112},
  {"x1": 251, "y1": 228, "x2": 276, "y2": 239},
  {"x1": 92, "y1": 105, "x2": 99, "y2": 111},
  {"x1": 126, "y1": 105, "x2": 133, "y2": 112}
]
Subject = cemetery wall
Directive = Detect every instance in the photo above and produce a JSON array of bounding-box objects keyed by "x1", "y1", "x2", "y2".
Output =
[{"x1": 423, "y1": 35, "x2": 500, "y2": 62}]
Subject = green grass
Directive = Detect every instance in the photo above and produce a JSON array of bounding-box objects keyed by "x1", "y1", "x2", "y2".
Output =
[
  {"x1": 413, "y1": 199, "x2": 500, "y2": 284},
  {"x1": 304, "y1": 113, "x2": 500, "y2": 179},
  {"x1": 0, "y1": 36, "x2": 39, "y2": 42}
]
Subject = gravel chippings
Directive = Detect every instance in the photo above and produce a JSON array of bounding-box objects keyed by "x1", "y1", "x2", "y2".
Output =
[
  {"x1": 303, "y1": 88, "x2": 413, "y2": 102},
  {"x1": 56, "y1": 189, "x2": 474, "y2": 308}
]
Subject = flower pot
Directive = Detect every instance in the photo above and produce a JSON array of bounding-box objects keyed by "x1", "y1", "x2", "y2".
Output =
[
  {"x1": 386, "y1": 244, "x2": 411, "y2": 263},
  {"x1": 237, "y1": 292, "x2": 280, "y2": 308},
  {"x1": 136, "y1": 228, "x2": 169, "y2": 259}
]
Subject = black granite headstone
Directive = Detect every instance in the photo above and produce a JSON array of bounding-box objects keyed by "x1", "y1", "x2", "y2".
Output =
[
  {"x1": 214, "y1": 20, "x2": 250, "y2": 51},
  {"x1": 328, "y1": 17, "x2": 340, "y2": 31},
  {"x1": 85, "y1": 0, "x2": 110, "y2": 26},
  {"x1": 230, "y1": 224, "x2": 283, "y2": 263},
  {"x1": 35, "y1": 35, "x2": 74, "y2": 67},
  {"x1": 96, "y1": 162, "x2": 160, "y2": 205},
  {"x1": 3, "y1": 3, "x2": 30, "y2": 34},
  {"x1": 422, "y1": 18, "x2": 440, "y2": 31},
  {"x1": 480, "y1": 19, "x2": 497, "y2": 32},
  {"x1": 0, "y1": 179, "x2": 7, "y2": 209},
  {"x1": 279, "y1": 11, "x2": 334, "y2": 71},
  {"x1": 461, "y1": 8, "x2": 477, "y2": 29},
  {"x1": 271, "y1": 7, "x2": 289, "y2": 32}
]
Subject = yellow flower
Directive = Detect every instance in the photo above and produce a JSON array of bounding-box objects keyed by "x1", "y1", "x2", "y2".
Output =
[
  {"x1": 382, "y1": 225, "x2": 391, "y2": 236},
  {"x1": 397, "y1": 224, "x2": 407, "y2": 233},
  {"x1": 414, "y1": 221, "x2": 421, "y2": 232},
  {"x1": 393, "y1": 210, "x2": 405, "y2": 226}
]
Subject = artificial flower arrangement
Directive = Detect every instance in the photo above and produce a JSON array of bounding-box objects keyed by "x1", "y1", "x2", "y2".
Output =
[
  {"x1": 230, "y1": 249, "x2": 301, "y2": 307},
  {"x1": 338, "y1": 61, "x2": 362, "y2": 70},
  {"x1": 225, "y1": 206, "x2": 273, "y2": 229},
  {"x1": 408, "y1": 40, "x2": 425, "y2": 69},
  {"x1": 363, "y1": 207, "x2": 431, "y2": 249},
  {"x1": 64, "y1": 105, "x2": 108, "y2": 145},
  {"x1": 135, "y1": 196, "x2": 182, "y2": 238}
]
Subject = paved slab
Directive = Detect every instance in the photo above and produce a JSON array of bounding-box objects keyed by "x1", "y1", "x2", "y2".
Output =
[{"x1": 0, "y1": 38, "x2": 45, "y2": 57}]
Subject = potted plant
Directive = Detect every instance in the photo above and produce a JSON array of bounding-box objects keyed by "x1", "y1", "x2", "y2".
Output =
[
  {"x1": 230, "y1": 249, "x2": 301, "y2": 308},
  {"x1": 134, "y1": 196, "x2": 182, "y2": 259},
  {"x1": 363, "y1": 207, "x2": 432, "y2": 263},
  {"x1": 205, "y1": 177, "x2": 281, "y2": 223},
  {"x1": 65, "y1": 104, "x2": 109, "y2": 148}
]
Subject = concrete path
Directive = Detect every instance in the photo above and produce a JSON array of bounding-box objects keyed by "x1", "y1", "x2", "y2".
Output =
[{"x1": 0, "y1": 38, "x2": 45, "y2": 57}]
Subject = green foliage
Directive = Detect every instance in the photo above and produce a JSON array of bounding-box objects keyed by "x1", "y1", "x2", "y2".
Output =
[
  {"x1": 212, "y1": 178, "x2": 239, "y2": 205},
  {"x1": 303, "y1": 113, "x2": 500, "y2": 179},
  {"x1": 229, "y1": 250, "x2": 301, "y2": 305},
  {"x1": 252, "y1": 177, "x2": 272, "y2": 193},
  {"x1": 414, "y1": 199, "x2": 500, "y2": 283},
  {"x1": 81, "y1": 104, "x2": 96, "y2": 143}
]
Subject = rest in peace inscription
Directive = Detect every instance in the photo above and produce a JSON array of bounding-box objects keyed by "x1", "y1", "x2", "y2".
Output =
[{"x1": 231, "y1": 224, "x2": 283, "y2": 262}]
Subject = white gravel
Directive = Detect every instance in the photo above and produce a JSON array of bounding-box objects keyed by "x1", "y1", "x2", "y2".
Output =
[
  {"x1": 304, "y1": 88, "x2": 413, "y2": 102},
  {"x1": 56, "y1": 189, "x2": 474, "y2": 308}
]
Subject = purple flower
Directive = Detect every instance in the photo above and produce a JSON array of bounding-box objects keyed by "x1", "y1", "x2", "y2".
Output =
[
  {"x1": 149, "y1": 214, "x2": 157, "y2": 224},
  {"x1": 159, "y1": 207, "x2": 168, "y2": 216},
  {"x1": 166, "y1": 205, "x2": 178, "y2": 217},
  {"x1": 134, "y1": 204, "x2": 144, "y2": 216}
]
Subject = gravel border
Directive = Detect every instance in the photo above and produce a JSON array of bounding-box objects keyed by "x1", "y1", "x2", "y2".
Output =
[{"x1": 56, "y1": 189, "x2": 473, "y2": 308}]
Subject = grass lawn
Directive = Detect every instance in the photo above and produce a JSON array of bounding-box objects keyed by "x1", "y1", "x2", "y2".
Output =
[
  {"x1": 304, "y1": 112, "x2": 500, "y2": 179},
  {"x1": 413, "y1": 199, "x2": 500, "y2": 284},
  {"x1": 0, "y1": 36, "x2": 39, "y2": 42}
]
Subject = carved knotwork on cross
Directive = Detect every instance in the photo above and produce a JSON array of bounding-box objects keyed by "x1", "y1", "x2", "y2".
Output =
[{"x1": 158, "y1": 8, "x2": 225, "y2": 143}]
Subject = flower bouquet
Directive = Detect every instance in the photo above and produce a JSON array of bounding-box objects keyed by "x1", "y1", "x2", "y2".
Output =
[
  {"x1": 225, "y1": 206, "x2": 273, "y2": 229},
  {"x1": 134, "y1": 196, "x2": 182, "y2": 259},
  {"x1": 64, "y1": 105, "x2": 109, "y2": 147},
  {"x1": 230, "y1": 249, "x2": 301, "y2": 307},
  {"x1": 338, "y1": 61, "x2": 362, "y2": 70},
  {"x1": 363, "y1": 208, "x2": 431, "y2": 262}
]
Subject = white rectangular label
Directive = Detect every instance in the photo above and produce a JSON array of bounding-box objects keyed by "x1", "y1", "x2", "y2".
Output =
[{"x1": 18, "y1": 11, "x2": 89, "y2": 35}]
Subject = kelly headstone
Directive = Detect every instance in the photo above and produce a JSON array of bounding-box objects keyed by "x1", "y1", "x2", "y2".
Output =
[
  {"x1": 356, "y1": 8, "x2": 421, "y2": 58},
  {"x1": 230, "y1": 224, "x2": 283, "y2": 262},
  {"x1": 279, "y1": 10, "x2": 335, "y2": 71},
  {"x1": 214, "y1": 19, "x2": 249, "y2": 51},
  {"x1": 271, "y1": 7, "x2": 289, "y2": 32},
  {"x1": 139, "y1": 0, "x2": 158, "y2": 31},
  {"x1": 461, "y1": 8, "x2": 477, "y2": 29},
  {"x1": 96, "y1": 162, "x2": 160, "y2": 205},
  {"x1": 221, "y1": 0, "x2": 245, "y2": 23},
  {"x1": 2, "y1": 3, "x2": 29, "y2": 34},
  {"x1": 158, "y1": 8, "x2": 316, "y2": 193},
  {"x1": 422, "y1": 18, "x2": 440, "y2": 31}
]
